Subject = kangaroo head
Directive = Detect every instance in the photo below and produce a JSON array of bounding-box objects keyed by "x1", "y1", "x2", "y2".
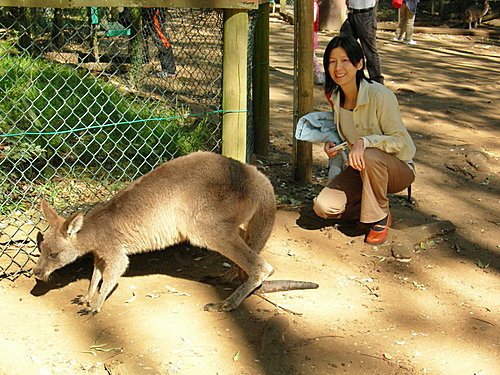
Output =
[{"x1": 33, "y1": 199, "x2": 85, "y2": 281}]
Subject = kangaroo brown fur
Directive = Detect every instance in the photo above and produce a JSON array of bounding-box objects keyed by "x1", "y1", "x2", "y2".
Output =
[
  {"x1": 464, "y1": 0, "x2": 490, "y2": 29},
  {"x1": 33, "y1": 151, "x2": 317, "y2": 314}
]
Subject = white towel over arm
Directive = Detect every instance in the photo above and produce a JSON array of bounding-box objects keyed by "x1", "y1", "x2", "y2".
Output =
[{"x1": 295, "y1": 111, "x2": 348, "y2": 181}]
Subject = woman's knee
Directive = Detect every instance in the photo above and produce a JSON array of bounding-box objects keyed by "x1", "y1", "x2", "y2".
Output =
[
  {"x1": 313, "y1": 200, "x2": 330, "y2": 219},
  {"x1": 313, "y1": 188, "x2": 347, "y2": 219}
]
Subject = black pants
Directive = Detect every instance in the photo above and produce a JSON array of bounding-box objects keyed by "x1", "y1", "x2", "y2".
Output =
[
  {"x1": 340, "y1": 10, "x2": 384, "y2": 85},
  {"x1": 143, "y1": 8, "x2": 176, "y2": 74}
]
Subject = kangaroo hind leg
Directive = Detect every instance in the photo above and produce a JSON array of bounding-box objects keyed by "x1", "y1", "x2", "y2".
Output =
[
  {"x1": 233, "y1": 200, "x2": 275, "y2": 282},
  {"x1": 201, "y1": 223, "x2": 273, "y2": 312}
]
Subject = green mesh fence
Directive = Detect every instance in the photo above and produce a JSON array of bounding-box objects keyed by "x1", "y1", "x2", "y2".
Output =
[{"x1": 0, "y1": 6, "x2": 259, "y2": 279}]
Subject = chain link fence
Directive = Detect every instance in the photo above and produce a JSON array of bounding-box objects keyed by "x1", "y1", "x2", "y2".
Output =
[{"x1": 0, "y1": 6, "x2": 260, "y2": 279}]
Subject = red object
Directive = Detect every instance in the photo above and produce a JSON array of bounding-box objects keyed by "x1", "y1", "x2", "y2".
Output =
[
  {"x1": 365, "y1": 213, "x2": 392, "y2": 245},
  {"x1": 392, "y1": 0, "x2": 403, "y2": 8},
  {"x1": 152, "y1": 9, "x2": 172, "y2": 48}
]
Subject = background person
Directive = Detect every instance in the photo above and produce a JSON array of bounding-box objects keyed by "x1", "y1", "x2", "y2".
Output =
[
  {"x1": 339, "y1": 0, "x2": 384, "y2": 84},
  {"x1": 393, "y1": 0, "x2": 419, "y2": 45},
  {"x1": 313, "y1": 0, "x2": 325, "y2": 85},
  {"x1": 143, "y1": 8, "x2": 177, "y2": 77}
]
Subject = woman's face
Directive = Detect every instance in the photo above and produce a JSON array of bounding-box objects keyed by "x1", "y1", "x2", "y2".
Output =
[{"x1": 328, "y1": 47, "x2": 363, "y2": 87}]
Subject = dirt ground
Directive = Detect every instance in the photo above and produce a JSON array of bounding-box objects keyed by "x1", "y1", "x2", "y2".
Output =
[{"x1": 1, "y1": 17, "x2": 499, "y2": 375}]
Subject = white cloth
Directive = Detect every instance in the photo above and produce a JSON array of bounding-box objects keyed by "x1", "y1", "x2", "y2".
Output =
[
  {"x1": 347, "y1": 0, "x2": 377, "y2": 9},
  {"x1": 295, "y1": 111, "x2": 339, "y2": 143},
  {"x1": 295, "y1": 111, "x2": 349, "y2": 181}
]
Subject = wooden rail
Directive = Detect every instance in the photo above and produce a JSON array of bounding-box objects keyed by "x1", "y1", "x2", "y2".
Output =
[{"x1": 0, "y1": 0, "x2": 267, "y2": 9}]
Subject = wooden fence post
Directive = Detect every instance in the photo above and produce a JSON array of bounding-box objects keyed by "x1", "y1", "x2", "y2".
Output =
[
  {"x1": 222, "y1": 9, "x2": 248, "y2": 162},
  {"x1": 253, "y1": 2, "x2": 270, "y2": 156},
  {"x1": 293, "y1": 0, "x2": 313, "y2": 183}
]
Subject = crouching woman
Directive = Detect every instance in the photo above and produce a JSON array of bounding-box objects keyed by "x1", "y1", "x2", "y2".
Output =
[{"x1": 313, "y1": 35, "x2": 416, "y2": 245}]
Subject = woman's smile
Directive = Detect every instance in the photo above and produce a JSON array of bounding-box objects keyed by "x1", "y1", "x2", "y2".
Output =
[{"x1": 329, "y1": 47, "x2": 362, "y2": 87}]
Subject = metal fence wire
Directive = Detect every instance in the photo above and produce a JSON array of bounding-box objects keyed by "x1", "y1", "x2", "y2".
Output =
[{"x1": 0, "y1": 6, "x2": 258, "y2": 280}]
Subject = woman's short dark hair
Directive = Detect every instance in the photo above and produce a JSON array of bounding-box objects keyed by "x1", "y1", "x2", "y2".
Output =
[{"x1": 323, "y1": 35, "x2": 370, "y2": 101}]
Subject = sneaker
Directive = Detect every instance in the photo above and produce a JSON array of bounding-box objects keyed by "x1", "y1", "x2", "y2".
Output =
[
  {"x1": 156, "y1": 71, "x2": 176, "y2": 78},
  {"x1": 314, "y1": 72, "x2": 325, "y2": 85},
  {"x1": 405, "y1": 39, "x2": 417, "y2": 45},
  {"x1": 392, "y1": 36, "x2": 403, "y2": 42}
]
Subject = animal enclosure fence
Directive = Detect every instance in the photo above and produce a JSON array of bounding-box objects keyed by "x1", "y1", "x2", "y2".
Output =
[{"x1": 0, "y1": 2, "x2": 267, "y2": 280}]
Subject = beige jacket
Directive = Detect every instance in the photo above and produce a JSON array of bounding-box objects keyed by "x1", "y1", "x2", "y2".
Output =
[{"x1": 330, "y1": 79, "x2": 416, "y2": 162}]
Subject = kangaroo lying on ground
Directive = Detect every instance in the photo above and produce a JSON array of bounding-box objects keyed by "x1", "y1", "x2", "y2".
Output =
[
  {"x1": 464, "y1": 0, "x2": 490, "y2": 29},
  {"x1": 33, "y1": 151, "x2": 318, "y2": 314}
]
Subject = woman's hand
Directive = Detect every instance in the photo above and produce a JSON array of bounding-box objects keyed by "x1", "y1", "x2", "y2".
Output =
[
  {"x1": 348, "y1": 138, "x2": 366, "y2": 171},
  {"x1": 324, "y1": 141, "x2": 340, "y2": 158}
]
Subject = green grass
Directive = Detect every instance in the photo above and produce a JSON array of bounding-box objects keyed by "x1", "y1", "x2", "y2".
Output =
[
  {"x1": 0, "y1": 48, "x2": 214, "y2": 176},
  {"x1": 0, "y1": 42, "x2": 215, "y2": 214}
]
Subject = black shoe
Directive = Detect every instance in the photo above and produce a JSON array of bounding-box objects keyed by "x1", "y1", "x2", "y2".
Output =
[{"x1": 156, "y1": 71, "x2": 176, "y2": 78}]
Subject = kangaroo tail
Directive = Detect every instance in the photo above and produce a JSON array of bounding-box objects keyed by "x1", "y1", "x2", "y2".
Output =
[{"x1": 256, "y1": 280, "x2": 319, "y2": 293}]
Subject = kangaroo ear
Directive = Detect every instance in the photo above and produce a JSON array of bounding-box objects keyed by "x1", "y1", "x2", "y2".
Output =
[
  {"x1": 63, "y1": 212, "x2": 84, "y2": 237},
  {"x1": 40, "y1": 198, "x2": 63, "y2": 226},
  {"x1": 36, "y1": 231, "x2": 44, "y2": 246}
]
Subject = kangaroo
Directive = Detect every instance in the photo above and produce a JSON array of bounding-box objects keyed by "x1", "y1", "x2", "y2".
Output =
[
  {"x1": 33, "y1": 151, "x2": 318, "y2": 314},
  {"x1": 464, "y1": 0, "x2": 490, "y2": 29}
]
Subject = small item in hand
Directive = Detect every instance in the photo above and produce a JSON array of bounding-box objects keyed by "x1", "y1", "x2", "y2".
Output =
[{"x1": 331, "y1": 141, "x2": 348, "y2": 152}]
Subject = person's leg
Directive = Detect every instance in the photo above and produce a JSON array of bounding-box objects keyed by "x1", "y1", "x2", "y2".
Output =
[
  {"x1": 313, "y1": 167, "x2": 363, "y2": 221},
  {"x1": 398, "y1": 3, "x2": 408, "y2": 39},
  {"x1": 339, "y1": 14, "x2": 357, "y2": 40},
  {"x1": 313, "y1": 53, "x2": 325, "y2": 85},
  {"x1": 359, "y1": 148, "x2": 415, "y2": 224},
  {"x1": 352, "y1": 11, "x2": 384, "y2": 84},
  {"x1": 404, "y1": 8, "x2": 416, "y2": 42},
  {"x1": 149, "y1": 8, "x2": 176, "y2": 75},
  {"x1": 394, "y1": 7, "x2": 403, "y2": 40},
  {"x1": 142, "y1": 9, "x2": 154, "y2": 63}
]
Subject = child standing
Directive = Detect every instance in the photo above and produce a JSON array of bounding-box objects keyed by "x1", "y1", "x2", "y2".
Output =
[
  {"x1": 313, "y1": 0, "x2": 325, "y2": 85},
  {"x1": 393, "y1": 0, "x2": 419, "y2": 45}
]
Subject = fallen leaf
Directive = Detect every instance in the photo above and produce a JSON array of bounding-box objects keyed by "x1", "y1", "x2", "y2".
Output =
[
  {"x1": 233, "y1": 351, "x2": 240, "y2": 361},
  {"x1": 475, "y1": 259, "x2": 489, "y2": 269},
  {"x1": 125, "y1": 291, "x2": 136, "y2": 304},
  {"x1": 383, "y1": 353, "x2": 393, "y2": 360},
  {"x1": 412, "y1": 281, "x2": 427, "y2": 290},
  {"x1": 84, "y1": 343, "x2": 123, "y2": 356}
]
